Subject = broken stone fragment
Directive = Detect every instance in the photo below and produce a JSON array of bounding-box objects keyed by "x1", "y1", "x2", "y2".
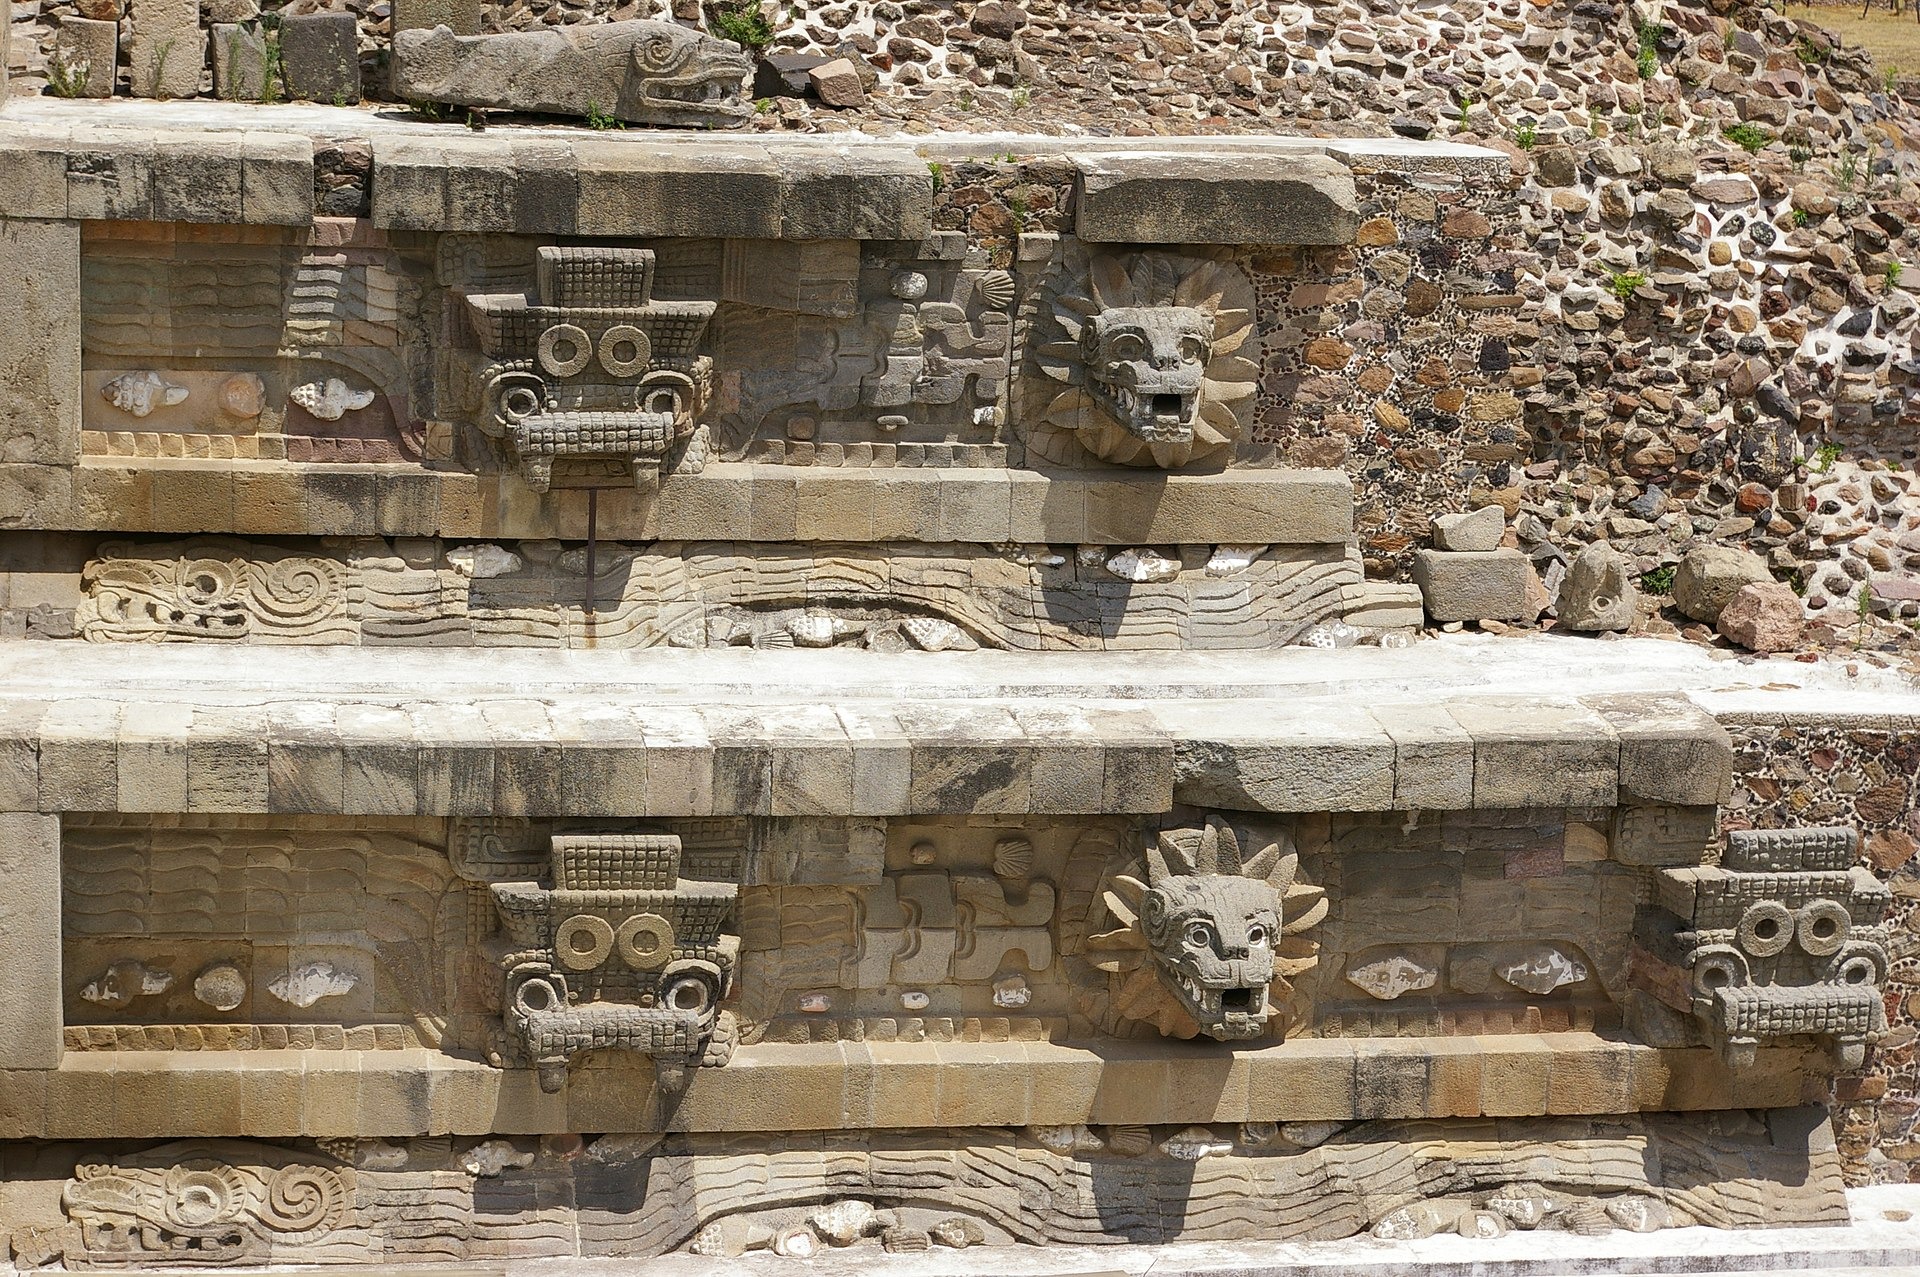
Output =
[
  {"x1": 212, "y1": 22, "x2": 270, "y2": 102},
  {"x1": 461, "y1": 1138, "x2": 534, "y2": 1177},
  {"x1": 1672, "y1": 544, "x2": 1772, "y2": 623},
  {"x1": 1432, "y1": 505, "x2": 1505, "y2": 552},
  {"x1": 808, "y1": 57, "x2": 868, "y2": 109},
  {"x1": 753, "y1": 51, "x2": 829, "y2": 99},
  {"x1": 1715, "y1": 581, "x2": 1804, "y2": 653},
  {"x1": 128, "y1": 0, "x2": 205, "y2": 100},
  {"x1": 291, "y1": 377, "x2": 376, "y2": 422},
  {"x1": 1106, "y1": 547, "x2": 1181, "y2": 582},
  {"x1": 267, "y1": 960, "x2": 358, "y2": 1008},
  {"x1": 1495, "y1": 944, "x2": 1588, "y2": 995},
  {"x1": 391, "y1": 20, "x2": 752, "y2": 129},
  {"x1": 1412, "y1": 548, "x2": 1532, "y2": 623},
  {"x1": 280, "y1": 11, "x2": 360, "y2": 105},
  {"x1": 1346, "y1": 951, "x2": 1438, "y2": 1000},
  {"x1": 79, "y1": 959, "x2": 173, "y2": 1008},
  {"x1": 102, "y1": 371, "x2": 188, "y2": 418},
  {"x1": 52, "y1": 17, "x2": 116, "y2": 97},
  {"x1": 1556, "y1": 541, "x2": 1637, "y2": 632}
]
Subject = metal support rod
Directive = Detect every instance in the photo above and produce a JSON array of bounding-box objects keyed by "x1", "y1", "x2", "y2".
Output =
[{"x1": 585, "y1": 488, "x2": 599, "y2": 617}]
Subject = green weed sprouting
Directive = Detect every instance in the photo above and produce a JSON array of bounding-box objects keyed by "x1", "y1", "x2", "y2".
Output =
[
  {"x1": 1606, "y1": 269, "x2": 1647, "y2": 299},
  {"x1": 1635, "y1": 20, "x2": 1664, "y2": 79},
  {"x1": 45, "y1": 47, "x2": 89, "y2": 98},
  {"x1": 706, "y1": 1, "x2": 775, "y2": 52}
]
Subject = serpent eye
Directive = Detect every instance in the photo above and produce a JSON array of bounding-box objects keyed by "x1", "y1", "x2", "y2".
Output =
[
  {"x1": 1184, "y1": 921, "x2": 1212, "y2": 949},
  {"x1": 1110, "y1": 332, "x2": 1147, "y2": 361},
  {"x1": 1178, "y1": 333, "x2": 1208, "y2": 362},
  {"x1": 638, "y1": 32, "x2": 680, "y2": 70},
  {"x1": 1246, "y1": 923, "x2": 1268, "y2": 946}
]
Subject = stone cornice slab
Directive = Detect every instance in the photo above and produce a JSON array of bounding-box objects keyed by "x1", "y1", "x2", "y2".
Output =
[
  {"x1": 3, "y1": 1033, "x2": 1819, "y2": 1140},
  {"x1": 11, "y1": 461, "x2": 1355, "y2": 547},
  {"x1": 0, "y1": 100, "x2": 1506, "y2": 242}
]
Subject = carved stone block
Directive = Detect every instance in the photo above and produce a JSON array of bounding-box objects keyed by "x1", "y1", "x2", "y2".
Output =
[
  {"x1": 492, "y1": 832, "x2": 740, "y2": 1091},
  {"x1": 53, "y1": 17, "x2": 117, "y2": 97},
  {"x1": 279, "y1": 13, "x2": 361, "y2": 104},
  {"x1": 454, "y1": 246, "x2": 715, "y2": 491},
  {"x1": 391, "y1": 21, "x2": 752, "y2": 129},
  {"x1": 1629, "y1": 825, "x2": 1889, "y2": 1069}
]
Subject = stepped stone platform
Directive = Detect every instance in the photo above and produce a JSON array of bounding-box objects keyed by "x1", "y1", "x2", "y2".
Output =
[{"x1": 0, "y1": 90, "x2": 1911, "y2": 1269}]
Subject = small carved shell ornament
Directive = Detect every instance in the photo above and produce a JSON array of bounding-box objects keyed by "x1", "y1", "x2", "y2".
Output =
[
  {"x1": 291, "y1": 377, "x2": 376, "y2": 421},
  {"x1": 102, "y1": 371, "x2": 189, "y2": 418},
  {"x1": 1068, "y1": 818, "x2": 1325, "y2": 1040},
  {"x1": 1028, "y1": 247, "x2": 1258, "y2": 469}
]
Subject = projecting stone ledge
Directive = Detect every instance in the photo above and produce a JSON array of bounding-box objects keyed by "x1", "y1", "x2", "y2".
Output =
[
  {"x1": 1073, "y1": 152, "x2": 1360, "y2": 245},
  {"x1": 2, "y1": 1033, "x2": 1826, "y2": 1140},
  {"x1": 0, "y1": 102, "x2": 1506, "y2": 244},
  {"x1": 25, "y1": 461, "x2": 1356, "y2": 547},
  {"x1": 0, "y1": 646, "x2": 1732, "y2": 819}
]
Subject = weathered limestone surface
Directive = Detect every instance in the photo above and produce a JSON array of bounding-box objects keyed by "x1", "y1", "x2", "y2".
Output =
[
  {"x1": 126, "y1": 0, "x2": 205, "y2": 100},
  {"x1": 0, "y1": 650, "x2": 1736, "y2": 820},
  {"x1": 1412, "y1": 548, "x2": 1532, "y2": 623},
  {"x1": 51, "y1": 17, "x2": 116, "y2": 98},
  {"x1": 280, "y1": 12, "x2": 360, "y2": 106},
  {"x1": 391, "y1": 21, "x2": 752, "y2": 128},
  {"x1": 211, "y1": 23, "x2": 270, "y2": 102},
  {"x1": 1673, "y1": 544, "x2": 1774, "y2": 624},
  {"x1": 0, "y1": 812, "x2": 62, "y2": 1068},
  {"x1": 0, "y1": 217, "x2": 80, "y2": 471},
  {"x1": 1073, "y1": 152, "x2": 1361, "y2": 245}
]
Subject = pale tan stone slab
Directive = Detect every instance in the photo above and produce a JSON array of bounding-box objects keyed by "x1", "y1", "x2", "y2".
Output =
[
  {"x1": 0, "y1": 217, "x2": 81, "y2": 469},
  {"x1": 0, "y1": 812, "x2": 62, "y2": 1069},
  {"x1": 1074, "y1": 152, "x2": 1360, "y2": 245},
  {"x1": 116, "y1": 700, "x2": 193, "y2": 812},
  {"x1": 11, "y1": 1033, "x2": 1824, "y2": 1140},
  {"x1": 1163, "y1": 700, "x2": 1397, "y2": 812},
  {"x1": 37, "y1": 697, "x2": 120, "y2": 811},
  {"x1": 1370, "y1": 702, "x2": 1474, "y2": 811},
  {"x1": 1581, "y1": 692, "x2": 1734, "y2": 807},
  {"x1": 1446, "y1": 698, "x2": 1621, "y2": 809}
]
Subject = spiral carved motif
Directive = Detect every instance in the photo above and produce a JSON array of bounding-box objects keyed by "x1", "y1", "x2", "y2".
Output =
[
  {"x1": 252, "y1": 557, "x2": 347, "y2": 629},
  {"x1": 261, "y1": 1165, "x2": 350, "y2": 1240}
]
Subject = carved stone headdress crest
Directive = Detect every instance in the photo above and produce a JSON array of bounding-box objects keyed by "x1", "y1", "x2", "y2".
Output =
[{"x1": 1028, "y1": 248, "x2": 1258, "y2": 469}]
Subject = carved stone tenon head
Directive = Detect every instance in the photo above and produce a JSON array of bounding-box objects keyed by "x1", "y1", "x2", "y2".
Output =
[
  {"x1": 1090, "y1": 818, "x2": 1325, "y2": 1041},
  {"x1": 1031, "y1": 250, "x2": 1257, "y2": 469},
  {"x1": 1081, "y1": 306, "x2": 1212, "y2": 445}
]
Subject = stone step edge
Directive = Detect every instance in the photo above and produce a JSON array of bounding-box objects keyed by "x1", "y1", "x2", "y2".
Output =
[{"x1": 0, "y1": 693, "x2": 1731, "y2": 816}]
